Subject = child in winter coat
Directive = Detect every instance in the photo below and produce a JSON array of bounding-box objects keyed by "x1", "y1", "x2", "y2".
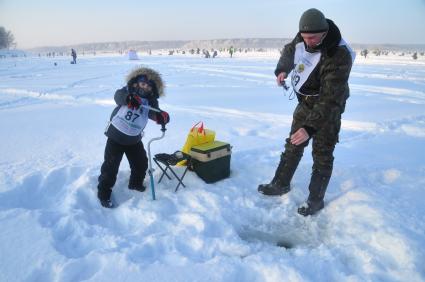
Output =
[{"x1": 97, "y1": 67, "x2": 170, "y2": 208}]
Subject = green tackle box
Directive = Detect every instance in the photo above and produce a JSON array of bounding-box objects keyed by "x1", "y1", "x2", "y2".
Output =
[{"x1": 190, "y1": 141, "x2": 231, "y2": 183}]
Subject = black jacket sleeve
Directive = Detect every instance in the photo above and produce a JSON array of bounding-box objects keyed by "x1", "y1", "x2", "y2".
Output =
[{"x1": 114, "y1": 87, "x2": 130, "y2": 105}]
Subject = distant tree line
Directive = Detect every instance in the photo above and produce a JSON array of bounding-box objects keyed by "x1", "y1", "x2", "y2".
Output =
[
  {"x1": 0, "y1": 27, "x2": 16, "y2": 49},
  {"x1": 358, "y1": 48, "x2": 423, "y2": 60}
]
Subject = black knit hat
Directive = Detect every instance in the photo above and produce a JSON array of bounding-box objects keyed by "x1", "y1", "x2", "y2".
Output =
[{"x1": 299, "y1": 8, "x2": 329, "y2": 33}]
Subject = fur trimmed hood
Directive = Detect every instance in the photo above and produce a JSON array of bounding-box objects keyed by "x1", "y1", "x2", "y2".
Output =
[{"x1": 126, "y1": 67, "x2": 165, "y2": 98}]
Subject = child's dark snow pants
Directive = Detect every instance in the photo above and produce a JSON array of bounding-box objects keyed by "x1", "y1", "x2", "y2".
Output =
[{"x1": 97, "y1": 138, "x2": 148, "y2": 200}]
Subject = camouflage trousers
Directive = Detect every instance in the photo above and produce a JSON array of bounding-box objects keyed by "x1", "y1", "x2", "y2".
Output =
[{"x1": 284, "y1": 102, "x2": 342, "y2": 176}]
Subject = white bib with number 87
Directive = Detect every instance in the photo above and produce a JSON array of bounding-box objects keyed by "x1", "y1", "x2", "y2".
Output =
[{"x1": 111, "y1": 99, "x2": 149, "y2": 136}]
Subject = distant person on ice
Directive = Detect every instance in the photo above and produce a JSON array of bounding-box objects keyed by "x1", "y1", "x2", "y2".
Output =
[
  {"x1": 97, "y1": 67, "x2": 170, "y2": 208},
  {"x1": 71, "y1": 48, "x2": 77, "y2": 64},
  {"x1": 258, "y1": 8, "x2": 355, "y2": 216},
  {"x1": 229, "y1": 46, "x2": 234, "y2": 58}
]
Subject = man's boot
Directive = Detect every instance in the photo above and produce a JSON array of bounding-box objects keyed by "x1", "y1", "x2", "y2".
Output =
[
  {"x1": 298, "y1": 169, "x2": 331, "y2": 216},
  {"x1": 258, "y1": 153, "x2": 301, "y2": 196}
]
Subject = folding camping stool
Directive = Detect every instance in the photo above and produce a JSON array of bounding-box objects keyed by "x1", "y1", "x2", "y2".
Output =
[{"x1": 153, "y1": 151, "x2": 191, "y2": 192}]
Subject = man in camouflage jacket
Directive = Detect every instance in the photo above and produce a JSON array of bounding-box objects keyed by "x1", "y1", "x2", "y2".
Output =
[{"x1": 258, "y1": 8, "x2": 355, "y2": 216}]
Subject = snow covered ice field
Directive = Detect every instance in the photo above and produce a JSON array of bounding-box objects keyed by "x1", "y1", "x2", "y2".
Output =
[{"x1": 0, "y1": 52, "x2": 424, "y2": 282}]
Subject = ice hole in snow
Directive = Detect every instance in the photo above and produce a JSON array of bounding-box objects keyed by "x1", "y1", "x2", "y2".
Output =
[{"x1": 237, "y1": 224, "x2": 318, "y2": 249}]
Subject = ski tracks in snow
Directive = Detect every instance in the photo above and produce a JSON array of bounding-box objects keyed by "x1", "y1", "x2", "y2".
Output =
[
  {"x1": 0, "y1": 87, "x2": 114, "y2": 110},
  {"x1": 166, "y1": 103, "x2": 425, "y2": 143},
  {"x1": 1, "y1": 89, "x2": 423, "y2": 142}
]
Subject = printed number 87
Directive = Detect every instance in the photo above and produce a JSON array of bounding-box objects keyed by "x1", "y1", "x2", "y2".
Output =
[{"x1": 125, "y1": 111, "x2": 140, "y2": 122}]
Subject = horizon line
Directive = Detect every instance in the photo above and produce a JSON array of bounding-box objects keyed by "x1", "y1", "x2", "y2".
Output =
[{"x1": 20, "y1": 37, "x2": 425, "y2": 50}]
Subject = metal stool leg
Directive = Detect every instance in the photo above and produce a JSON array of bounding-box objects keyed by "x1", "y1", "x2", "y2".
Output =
[
  {"x1": 175, "y1": 166, "x2": 189, "y2": 192},
  {"x1": 154, "y1": 158, "x2": 172, "y2": 183},
  {"x1": 153, "y1": 155, "x2": 191, "y2": 192},
  {"x1": 166, "y1": 166, "x2": 186, "y2": 191}
]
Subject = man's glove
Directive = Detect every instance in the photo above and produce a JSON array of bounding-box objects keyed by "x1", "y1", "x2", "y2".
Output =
[
  {"x1": 126, "y1": 94, "x2": 142, "y2": 110},
  {"x1": 155, "y1": 111, "x2": 170, "y2": 125}
]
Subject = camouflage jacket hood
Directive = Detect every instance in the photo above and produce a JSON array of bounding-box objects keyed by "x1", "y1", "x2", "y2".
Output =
[{"x1": 126, "y1": 67, "x2": 165, "y2": 98}]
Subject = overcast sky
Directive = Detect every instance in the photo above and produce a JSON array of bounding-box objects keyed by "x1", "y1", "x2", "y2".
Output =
[{"x1": 1, "y1": 0, "x2": 425, "y2": 48}]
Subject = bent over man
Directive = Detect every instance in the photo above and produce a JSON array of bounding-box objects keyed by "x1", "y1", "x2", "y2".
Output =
[{"x1": 258, "y1": 8, "x2": 355, "y2": 216}]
